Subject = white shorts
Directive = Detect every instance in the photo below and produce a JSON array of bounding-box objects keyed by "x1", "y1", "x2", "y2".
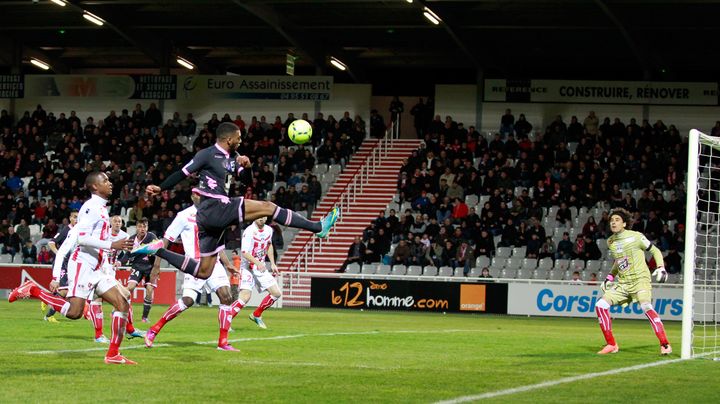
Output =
[
  {"x1": 183, "y1": 260, "x2": 229, "y2": 293},
  {"x1": 66, "y1": 259, "x2": 117, "y2": 300},
  {"x1": 240, "y1": 267, "x2": 277, "y2": 293}
]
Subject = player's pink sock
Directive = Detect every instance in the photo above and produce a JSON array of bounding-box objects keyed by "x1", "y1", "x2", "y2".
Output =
[
  {"x1": 125, "y1": 299, "x2": 136, "y2": 333},
  {"x1": 218, "y1": 305, "x2": 233, "y2": 346},
  {"x1": 253, "y1": 295, "x2": 278, "y2": 318},
  {"x1": 88, "y1": 302, "x2": 104, "y2": 338},
  {"x1": 107, "y1": 311, "x2": 127, "y2": 358},
  {"x1": 595, "y1": 306, "x2": 616, "y2": 346},
  {"x1": 29, "y1": 286, "x2": 68, "y2": 312},
  {"x1": 151, "y1": 299, "x2": 187, "y2": 334},
  {"x1": 644, "y1": 309, "x2": 669, "y2": 346},
  {"x1": 229, "y1": 299, "x2": 246, "y2": 320}
]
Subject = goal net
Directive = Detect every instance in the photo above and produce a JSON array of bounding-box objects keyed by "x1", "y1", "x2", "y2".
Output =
[{"x1": 683, "y1": 129, "x2": 720, "y2": 359}]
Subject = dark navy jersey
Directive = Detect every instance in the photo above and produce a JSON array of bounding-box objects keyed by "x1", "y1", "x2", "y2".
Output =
[
  {"x1": 181, "y1": 144, "x2": 245, "y2": 200},
  {"x1": 51, "y1": 225, "x2": 72, "y2": 247},
  {"x1": 120, "y1": 231, "x2": 158, "y2": 272}
]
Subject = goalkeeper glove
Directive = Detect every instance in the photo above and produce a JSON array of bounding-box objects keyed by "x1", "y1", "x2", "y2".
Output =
[
  {"x1": 654, "y1": 266, "x2": 668, "y2": 283},
  {"x1": 601, "y1": 274, "x2": 615, "y2": 292}
]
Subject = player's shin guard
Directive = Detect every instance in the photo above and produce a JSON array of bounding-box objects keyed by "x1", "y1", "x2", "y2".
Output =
[
  {"x1": 644, "y1": 309, "x2": 669, "y2": 346},
  {"x1": 595, "y1": 303, "x2": 616, "y2": 346},
  {"x1": 272, "y1": 206, "x2": 322, "y2": 233},
  {"x1": 88, "y1": 302, "x2": 104, "y2": 338},
  {"x1": 142, "y1": 297, "x2": 152, "y2": 319},
  {"x1": 229, "y1": 299, "x2": 247, "y2": 320},
  {"x1": 155, "y1": 248, "x2": 200, "y2": 276},
  {"x1": 253, "y1": 295, "x2": 278, "y2": 317},
  {"x1": 108, "y1": 311, "x2": 127, "y2": 357},
  {"x1": 125, "y1": 299, "x2": 136, "y2": 333},
  {"x1": 151, "y1": 299, "x2": 187, "y2": 333},
  {"x1": 218, "y1": 305, "x2": 233, "y2": 346}
]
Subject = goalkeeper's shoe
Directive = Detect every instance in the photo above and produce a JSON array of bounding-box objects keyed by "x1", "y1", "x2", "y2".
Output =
[
  {"x1": 597, "y1": 344, "x2": 619, "y2": 354},
  {"x1": 41, "y1": 301, "x2": 47, "y2": 315},
  {"x1": 44, "y1": 316, "x2": 59, "y2": 323},
  {"x1": 131, "y1": 238, "x2": 163, "y2": 255},
  {"x1": 249, "y1": 314, "x2": 267, "y2": 329},
  {"x1": 660, "y1": 344, "x2": 672, "y2": 355}
]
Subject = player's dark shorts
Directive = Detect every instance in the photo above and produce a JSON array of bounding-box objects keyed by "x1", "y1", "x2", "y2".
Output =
[
  {"x1": 57, "y1": 269, "x2": 69, "y2": 289},
  {"x1": 196, "y1": 196, "x2": 245, "y2": 256},
  {"x1": 129, "y1": 268, "x2": 154, "y2": 286},
  {"x1": 57, "y1": 256, "x2": 70, "y2": 290}
]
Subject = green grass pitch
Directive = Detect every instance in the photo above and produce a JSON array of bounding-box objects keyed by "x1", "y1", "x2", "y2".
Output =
[{"x1": 1, "y1": 301, "x2": 718, "y2": 403}]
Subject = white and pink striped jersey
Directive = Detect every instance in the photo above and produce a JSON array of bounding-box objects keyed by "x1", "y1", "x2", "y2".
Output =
[
  {"x1": 71, "y1": 194, "x2": 112, "y2": 270},
  {"x1": 164, "y1": 205, "x2": 200, "y2": 259},
  {"x1": 240, "y1": 222, "x2": 273, "y2": 271}
]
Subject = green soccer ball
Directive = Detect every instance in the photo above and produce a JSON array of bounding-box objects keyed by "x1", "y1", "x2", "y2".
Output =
[{"x1": 288, "y1": 119, "x2": 313, "y2": 145}]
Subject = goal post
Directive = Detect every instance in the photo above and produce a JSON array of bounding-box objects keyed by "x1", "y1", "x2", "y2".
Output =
[{"x1": 682, "y1": 129, "x2": 720, "y2": 359}]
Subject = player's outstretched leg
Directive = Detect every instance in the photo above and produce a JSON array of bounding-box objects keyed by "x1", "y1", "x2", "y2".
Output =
[
  {"x1": 642, "y1": 302, "x2": 672, "y2": 355},
  {"x1": 595, "y1": 299, "x2": 618, "y2": 354},
  {"x1": 244, "y1": 199, "x2": 340, "y2": 238},
  {"x1": 9, "y1": 281, "x2": 70, "y2": 314}
]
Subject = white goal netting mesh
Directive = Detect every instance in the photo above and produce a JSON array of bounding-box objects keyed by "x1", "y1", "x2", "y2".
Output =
[{"x1": 689, "y1": 130, "x2": 720, "y2": 359}]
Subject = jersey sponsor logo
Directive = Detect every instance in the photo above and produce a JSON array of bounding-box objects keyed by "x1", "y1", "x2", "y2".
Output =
[{"x1": 206, "y1": 175, "x2": 218, "y2": 189}]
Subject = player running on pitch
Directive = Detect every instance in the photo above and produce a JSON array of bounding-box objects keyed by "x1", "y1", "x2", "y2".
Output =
[
  {"x1": 118, "y1": 218, "x2": 161, "y2": 323},
  {"x1": 9, "y1": 172, "x2": 137, "y2": 364},
  {"x1": 145, "y1": 193, "x2": 245, "y2": 351},
  {"x1": 595, "y1": 208, "x2": 671, "y2": 355},
  {"x1": 240, "y1": 216, "x2": 282, "y2": 330},
  {"x1": 131, "y1": 122, "x2": 339, "y2": 281}
]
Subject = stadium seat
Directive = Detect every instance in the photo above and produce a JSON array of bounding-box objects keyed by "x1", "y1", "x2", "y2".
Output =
[
  {"x1": 0, "y1": 254, "x2": 13, "y2": 264},
  {"x1": 328, "y1": 164, "x2": 342, "y2": 175},
  {"x1": 521, "y1": 258, "x2": 537, "y2": 270},
  {"x1": 585, "y1": 260, "x2": 602, "y2": 273},
  {"x1": 537, "y1": 257, "x2": 554, "y2": 271},
  {"x1": 468, "y1": 267, "x2": 481, "y2": 277},
  {"x1": 406, "y1": 265, "x2": 422, "y2": 276},
  {"x1": 422, "y1": 266, "x2": 438, "y2": 276},
  {"x1": 312, "y1": 163, "x2": 328, "y2": 175},
  {"x1": 505, "y1": 257, "x2": 523, "y2": 269},
  {"x1": 667, "y1": 273, "x2": 680, "y2": 284},
  {"x1": 376, "y1": 264, "x2": 391, "y2": 275},
  {"x1": 491, "y1": 257, "x2": 508, "y2": 269},
  {"x1": 600, "y1": 260, "x2": 614, "y2": 273},
  {"x1": 361, "y1": 263, "x2": 377, "y2": 275},
  {"x1": 127, "y1": 225, "x2": 137, "y2": 235},
  {"x1": 533, "y1": 269, "x2": 550, "y2": 280},
  {"x1": 346, "y1": 263, "x2": 361, "y2": 274},
  {"x1": 465, "y1": 194, "x2": 479, "y2": 207},
  {"x1": 548, "y1": 269, "x2": 564, "y2": 280},
  {"x1": 515, "y1": 268, "x2": 531, "y2": 279},
  {"x1": 555, "y1": 259, "x2": 570, "y2": 272},
  {"x1": 438, "y1": 266, "x2": 453, "y2": 277},
  {"x1": 569, "y1": 259, "x2": 585, "y2": 271},
  {"x1": 391, "y1": 265, "x2": 407, "y2": 276},
  {"x1": 29, "y1": 224, "x2": 41, "y2": 237},
  {"x1": 475, "y1": 255, "x2": 490, "y2": 268},
  {"x1": 512, "y1": 246, "x2": 526, "y2": 257},
  {"x1": 496, "y1": 247, "x2": 511, "y2": 258}
]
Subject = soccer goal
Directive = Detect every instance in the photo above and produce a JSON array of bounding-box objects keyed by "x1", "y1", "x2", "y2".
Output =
[{"x1": 682, "y1": 129, "x2": 720, "y2": 359}]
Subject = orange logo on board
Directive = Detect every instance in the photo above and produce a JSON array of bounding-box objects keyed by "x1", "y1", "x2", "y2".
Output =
[{"x1": 460, "y1": 284, "x2": 486, "y2": 311}]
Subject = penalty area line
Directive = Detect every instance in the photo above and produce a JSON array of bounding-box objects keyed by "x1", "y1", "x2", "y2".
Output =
[{"x1": 434, "y1": 356, "x2": 686, "y2": 403}]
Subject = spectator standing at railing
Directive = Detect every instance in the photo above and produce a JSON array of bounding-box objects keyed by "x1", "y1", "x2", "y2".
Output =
[
  {"x1": 410, "y1": 98, "x2": 428, "y2": 138},
  {"x1": 370, "y1": 109, "x2": 386, "y2": 139},
  {"x1": 389, "y1": 96, "x2": 404, "y2": 123}
]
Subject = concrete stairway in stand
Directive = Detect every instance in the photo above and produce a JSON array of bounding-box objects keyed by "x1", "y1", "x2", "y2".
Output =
[{"x1": 279, "y1": 138, "x2": 422, "y2": 306}]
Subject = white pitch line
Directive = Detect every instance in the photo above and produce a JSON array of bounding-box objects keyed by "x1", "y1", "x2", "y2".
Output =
[
  {"x1": 226, "y1": 358, "x2": 401, "y2": 370},
  {"x1": 26, "y1": 343, "x2": 171, "y2": 355},
  {"x1": 25, "y1": 329, "x2": 480, "y2": 354},
  {"x1": 434, "y1": 357, "x2": 686, "y2": 403}
]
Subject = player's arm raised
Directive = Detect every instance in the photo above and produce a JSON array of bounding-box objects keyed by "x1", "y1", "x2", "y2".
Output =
[
  {"x1": 147, "y1": 153, "x2": 206, "y2": 196},
  {"x1": 218, "y1": 250, "x2": 237, "y2": 275}
]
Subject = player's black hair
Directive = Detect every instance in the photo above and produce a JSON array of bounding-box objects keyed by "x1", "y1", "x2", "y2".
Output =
[
  {"x1": 84, "y1": 171, "x2": 104, "y2": 190},
  {"x1": 216, "y1": 122, "x2": 240, "y2": 140},
  {"x1": 137, "y1": 218, "x2": 149, "y2": 226},
  {"x1": 609, "y1": 208, "x2": 632, "y2": 224}
]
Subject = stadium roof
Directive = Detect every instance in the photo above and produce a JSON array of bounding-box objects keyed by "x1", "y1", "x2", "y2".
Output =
[{"x1": 1, "y1": 0, "x2": 718, "y2": 93}]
